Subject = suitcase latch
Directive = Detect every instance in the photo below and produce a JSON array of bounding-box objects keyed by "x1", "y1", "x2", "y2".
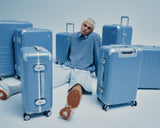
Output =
[
  {"x1": 34, "y1": 65, "x2": 45, "y2": 71},
  {"x1": 35, "y1": 99, "x2": 46, "y2": 106},
  {"x1": 98, "y1": 87, "x2": 104, "y2": 93},
  {"x1": 101, "y1": 58, "x2": 106, "y2": 64}
]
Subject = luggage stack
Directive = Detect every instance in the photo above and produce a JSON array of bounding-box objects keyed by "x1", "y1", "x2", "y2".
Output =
[
  {"x1": 14, "y1": 28, "x2": 52, "y2": 78},
  {"x1": 0, "y1": 20, "x2": 53, "y2": 120},
  {"x1": 0, "y1": 21, "x2": 33, "y2": 80},
  {"x1": 56, "y1": 23, "x2": 74, "y2": 64},
  {"x1": 97, "y1": 16, "x2": 160, "y2": 111}
]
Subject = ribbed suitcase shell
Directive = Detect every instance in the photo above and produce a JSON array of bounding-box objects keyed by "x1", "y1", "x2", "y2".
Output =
[
  {"x1": 102, "y1": 16, "x2": 132, "y2": 45},
  {"x1": 20, "y1": 46, "x2": 52, "y2": 116},
  {"x1": 97, "y1": 45, "x2": 141, "y2": 110},
  {"x1": 56, "y1": 23, "x2": 74, "y2": 64},
  {"x1": 0, "y1": 21, "x2": 32, "y2": 79},
  {"x1": 133, "y1": 45, "x2": 160, "y2": 89},
  {"x1": 14, "y1": 28, "x2": 52, "y2": 77}
]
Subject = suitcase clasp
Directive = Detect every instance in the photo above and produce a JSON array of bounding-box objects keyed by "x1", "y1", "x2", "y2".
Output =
[
  {"x1": 35, "y1": 99, "x2": 46, "y2": 106},
  {"x1": 101, "y1": 58, "x2": 106, "y2": 64},
  {"x1": 98, "y1": 87, "x2": 104, "y2": 93},
  {"x1": 34, "y1": 65, "x2": 45, "y2": 71}
]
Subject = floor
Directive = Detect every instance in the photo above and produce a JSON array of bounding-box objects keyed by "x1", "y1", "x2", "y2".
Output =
[{"x1": 0, "y1": 64, "x2": 160, "y2": 128}]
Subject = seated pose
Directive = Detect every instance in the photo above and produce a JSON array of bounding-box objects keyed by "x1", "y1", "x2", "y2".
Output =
[
  {"x1": 59, "y1": 18, "x2": 101, "y2": 120},
  {"x1": 0, "y1": 18, "x2": 101, "y2": 120}
]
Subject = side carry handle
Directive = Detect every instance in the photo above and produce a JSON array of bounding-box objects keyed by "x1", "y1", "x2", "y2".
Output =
[
  {"x1": 120, "y1": 16, "x2": 129, "y2": 26},
  {"x1": 34, "y1": 46, "x2": 48, "y2": 52},
  {"x1": 119, "y1": 48, "x2": 137, "y2": 57},
  {"x1": 66, "y1": 23, "x2": 74, "y2": 33}
]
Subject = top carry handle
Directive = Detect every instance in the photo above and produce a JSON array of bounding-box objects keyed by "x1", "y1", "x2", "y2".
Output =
[
  {"x1": 120, "y1": 16, "x2": 129, "y2": 26},
  {"x1": 66, "y1": 23, "x2": 74, "y2": 33}
]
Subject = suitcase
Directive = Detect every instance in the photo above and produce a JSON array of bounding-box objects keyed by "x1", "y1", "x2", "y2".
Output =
[
  {"x1": 0, "y1": 21, "x2": 33, "y2": 80},
  {"x1": 14, "y1": 28, "x2": 52, "y2": 78},
  {"x1": 102, "y1": 16, "x2": 133, "y2": 45},
  {"x1": 20, "y1": 46, "x2": 52, "y2": 120},
  {"x1": 133, "y1": 45, "x2": 160, "y2": 89},
  {"x1": 56, "y1": 23, "x2": 74, "y2": 64},
  {"x1": 97, "y1": 45, "x2": 141, "y2": 111}
]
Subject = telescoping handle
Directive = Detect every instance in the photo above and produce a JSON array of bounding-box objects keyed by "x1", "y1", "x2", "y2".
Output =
[
  {"x1": 120, "y1": 16, "x2": 129, "y2": 26},
  {"x1": 66, "y1": 23, "x2": 74, "y2": 33}
]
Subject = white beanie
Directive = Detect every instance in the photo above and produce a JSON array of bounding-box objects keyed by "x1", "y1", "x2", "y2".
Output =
[{"x1": 84, "y1": 18, "x2": 96, "y2": 28}]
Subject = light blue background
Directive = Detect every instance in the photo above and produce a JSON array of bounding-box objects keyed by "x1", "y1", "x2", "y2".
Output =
[
  {"x1": 0, "y1": 0, "x2": 160, "y2": 45},
  {"x1": 0, "y1": 1, "x2": 160, "y2": 128}
]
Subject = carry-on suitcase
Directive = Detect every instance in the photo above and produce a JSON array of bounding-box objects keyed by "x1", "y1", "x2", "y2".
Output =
[
  {"x1": 102, "y1": 16, "x2": 133, "y2": 45},
  {"x1": 133, "y1": 45, "x2": 160, "y2": 89},
  {"x1": 20, "y1": 46, "x2": 52, "y2": 120},
  {"x1": 0, "y1": 21, "x2": 33, "y2": 80},
  {"x1": 97, "y1": 45, "x2": 141, "y2": 111},
  {"x1": 14, "y1": 28, "x2": 52, "y2": 78},
  {"x1": 56, "y1": 23, "x2": 74, "y2": 64}
]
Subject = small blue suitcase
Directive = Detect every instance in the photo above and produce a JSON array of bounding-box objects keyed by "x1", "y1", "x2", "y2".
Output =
[
  {"x1": 102, "y1": 16, "x2": 133, "y2": 45},
  {"x1": 97, "y1": 45, "x2": 141, "y2": 111},
  {"x1": 133, "y1": 45, "x2": 160, "y2": 89},
  {"x1": 20, "y1": 46, "x2": 52, "y2": 120},
  {"x1": 0, "y1": 21, "x2": 32, "y2": 80},
  {"x1": 56, "y1": 23, "x2": 74, "y2": 64},
  {"x1": 14, "y1": 28, "x2": 52, "y2": 78}
]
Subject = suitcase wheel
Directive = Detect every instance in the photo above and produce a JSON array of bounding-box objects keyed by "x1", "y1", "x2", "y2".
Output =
[
  {"x1": 24, "y1": 113, "x2": 31, "y2": 121},
  {"x1": 15, "y1": 75, "x2": 20, "y2": 79},
  {"x1": 103, "y1": 104, "x2": 109, "y2": 111},
  {"x1": 44, "y1": 110, "x2": 52, "y2": 117},
  {"x1": 130, "y1": 101, "x2": 137, "y2": 107}
]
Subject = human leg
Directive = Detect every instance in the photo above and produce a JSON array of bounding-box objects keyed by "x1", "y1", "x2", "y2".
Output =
[
  {"x1": 0, "y1": 78, "x2": 21, "y2": 100},
  {"x1": 59, "y1": 84, "x2": 82, "y2": 120},
  {"x1": 59, "y1": 69, "x2": 92, "y2": 120},
  {"x1": 53, "y1": 64, "x2": 71, "y2": 88}
]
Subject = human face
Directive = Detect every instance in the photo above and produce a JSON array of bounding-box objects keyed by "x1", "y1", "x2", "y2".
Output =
[{"x1": 81, "y1": 21, "x2": 94, "y2": 36}]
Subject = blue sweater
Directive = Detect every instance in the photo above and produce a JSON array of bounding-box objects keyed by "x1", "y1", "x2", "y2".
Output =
[{"x1": 64, "y1": 31, "x2": 101, "y2": 75}]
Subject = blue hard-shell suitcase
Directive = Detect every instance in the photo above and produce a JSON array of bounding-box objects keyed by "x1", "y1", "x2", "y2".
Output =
[
  {"x1": 97, "y1": 45, "x2": 141, "y2": 111},
  {"x1": 133, "y1": 45, "x2": 160, "y2": 89},
  {"x1": 56, "y1": 23, "x2": 74, "y2": 64},
  {"x1": 20, "y1": 46, "x2": 52, "y2": 120},
  {"x1": 0, "y1": 21, "x2": 33, "y2": 80},
  {"x1": 102, "y1": 16, "x2": 132, "y2": 45},
  {"x1": 14, "y1": 28, "x2": 52, "y2": 78}
]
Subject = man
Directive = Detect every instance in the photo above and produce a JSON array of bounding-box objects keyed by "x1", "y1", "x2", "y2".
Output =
[
  {"x1": 59, "y1": 18, "x2": 101, "y2": 120},
  {"x1": 0, "y1": 18, "x2": 101, "y2": 120}
]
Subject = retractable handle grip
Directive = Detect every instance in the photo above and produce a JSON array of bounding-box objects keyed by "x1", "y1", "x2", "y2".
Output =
[
  {"x1": 120, "y1": 16, "x2": 129, "y2": 26},
  {"x1": 66, "y1": 23, "x2": 74, "y2": 33}
]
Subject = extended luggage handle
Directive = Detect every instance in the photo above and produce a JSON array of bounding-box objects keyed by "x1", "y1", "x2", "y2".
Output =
[
  {"x1": 120, "y1": 16, "x2": 129, "y2": 26},
  {"x1": 66, "y1": 23, "x2": 74, "y2": 33}
]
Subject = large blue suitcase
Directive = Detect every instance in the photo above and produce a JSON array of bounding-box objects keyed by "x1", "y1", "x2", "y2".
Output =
[
  {"x1": 133, "y1": 45, "x2": 160, "y2": 89},
  {"x1": 102, "y1": 16, "x2": 132, "y2": 45},
  {"x1": 20, "y1": 46, "x2": 52, "y2": 120},
  {"x1": 0, "y1": 21, "x2": 32, "y2": 80},
  {"x1": 14, "y1": 28, "x2": 52, "y2": 78},
  {"x1": 97, "y1": 45, "x2": 141, "y2": 111},
  {"x1": 56, "y1": 23, "x2": 74, "y2": 64}
]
